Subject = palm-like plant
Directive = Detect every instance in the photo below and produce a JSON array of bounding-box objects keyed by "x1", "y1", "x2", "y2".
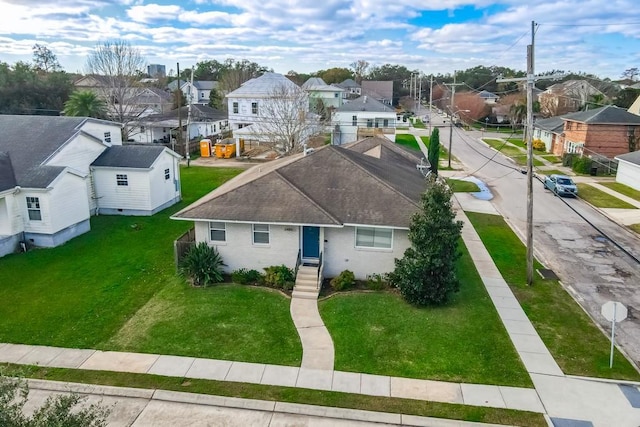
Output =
[
  {"x1": 179, "y1": 242, "x2": 225, "y2": 287},
  {"x1": 63, "y1": 90, "x2": 107, "y2": 118}
]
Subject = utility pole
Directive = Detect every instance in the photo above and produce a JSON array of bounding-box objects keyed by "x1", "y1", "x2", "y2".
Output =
[
  {"x1": 186, "y1": 65, "x2": 195, "y2": 167},
  {"x1": 418, "y1": 74, "x2": 422, "y2": 114},
  {"x1": 445, "y1": 71, "x2": 464, "y2": 169},
  {"x1": 176, "y1": 62, "x2": 182, "y2": 149},
  {"x1": 429, "y1": 75, "x2": 433, "y2": 135},
  {"x1": 497, "y1": 21, "x2": 563, "y2": 285}
]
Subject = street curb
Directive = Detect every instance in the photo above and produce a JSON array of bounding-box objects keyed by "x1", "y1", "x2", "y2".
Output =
[{"x1": 24, "y1": 378, "x2": 511, "y2": 427}]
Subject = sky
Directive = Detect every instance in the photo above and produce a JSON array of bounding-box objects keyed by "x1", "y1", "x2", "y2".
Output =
[{"x1": 0, "y1": 0, "x2": 639, "y2": 80}]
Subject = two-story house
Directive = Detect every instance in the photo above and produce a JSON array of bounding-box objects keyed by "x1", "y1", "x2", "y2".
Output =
[
  {"x1": 331, "y1": 95, "x2": 397, "y2": 145},
  {"x1": 301, "y1": 77, "x2": 344, "y2": 111}
]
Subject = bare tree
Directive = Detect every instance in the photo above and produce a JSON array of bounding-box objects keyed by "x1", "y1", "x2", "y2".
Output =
[
  {"x1": 350, "y1": 60, "x2": 369, "y2": 84},
  {"x1": 32, "y1": 44, "x2": 61, "y2": 73},
  {"x1": 255, "y1": 83, "x2": 321, "y2": 155},
  {"x1": 85, "y1": 40, "x2": 146, "y2": 139}
]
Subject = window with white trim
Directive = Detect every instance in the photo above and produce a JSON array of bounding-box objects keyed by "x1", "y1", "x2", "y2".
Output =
[
  {"x1": 251, "y1": 102, "x2": 258, "y2": 115},
  {"x1": 232, "y1": 102, "x2": 239, "y2": 114},
  {"x1": 209, "y1": 222, "x2": 226, "y2": 242},
  {"x1": 252, "y1": 224, "x2": 270, "y2": 244},
  {"x1": 103, "y1": 131, "x2": 111, "y2": 143},
  {"x1": 355, "y1": 227, "x2": 392, "y2": 249},
  {"x1": 116, "y1": 174, "x2": 128, "y2": 186},
  {"x1": 164, "y1": 168, "x2": 170, "y2": 180},
  {"x1": 26, "y1": 197, "x2": 41, "y2": 221},
  {"x1": 352, "y1": 115, "x2": 357, "y2": 126}
]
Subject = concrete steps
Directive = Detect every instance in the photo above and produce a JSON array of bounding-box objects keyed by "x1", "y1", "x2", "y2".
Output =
[{"x1": 293, "y1": 265, "x2": 319, "y2": 299}]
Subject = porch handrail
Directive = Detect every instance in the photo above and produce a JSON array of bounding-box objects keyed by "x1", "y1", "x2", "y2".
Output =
[
  {"x1": 317, "y1": 251, "x2": 323, "y2": 289},
  {"x1": 294, "y1": 249, "x2": 301, "y2": 278}
]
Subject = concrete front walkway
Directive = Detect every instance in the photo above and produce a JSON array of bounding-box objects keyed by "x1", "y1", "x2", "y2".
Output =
[
  {"x1": 0, "y1": 342, "x2": 544, "y2": 413},
  {"x1": 290, "y1": 296, "x2": 335, "y2": 370}
]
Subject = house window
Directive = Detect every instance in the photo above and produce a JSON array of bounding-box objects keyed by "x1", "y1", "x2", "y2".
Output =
[
  {"x1": 352, "y1": 115, "x2": 357, "y2": 126},
  {"x1": 164, "y1": 168, "x2": 170, "y2": 180},
  {"x1": 233, "y1": 102, "x2": 238, "y2": 114},
  {"x1": 252, "y1": 224, "x2": 270, "y2": 245},
  {"x1": 383, "y1": 119, "x2": 389, "y2": 127},
  {"x1": 140, "y1": 126, "x2": 145, "y2": 132},
  {"x1": 26, "y1": 197, "x2": 41, "y2": 221},
  {"x1": 201, "y1": 91, "x2": 205, "y2": 98},
  {"x1": 213, "y1": 124, "x2": 216, "y2": 132},
  {"x1": 334, "y1": 93, "x2": 339, "y2": 98},
  {"x1": 116, "y1": 174, "x2": 128, "y2": 186},
  {"x1": 355, "y1": 227, "x2": 393, "y2": 249},
  {"x1": 104, "y1": 131, "x2": 111, "y2": 143},
  {"x1": 209, "y1": 222, "x2": 226, "y2": 242},
  {"x1": 251, "y1": 102, "x2": 258, "y2": 115},
  {"x1": 366, "y1": 119, "x2": 373, "y2": 128}
]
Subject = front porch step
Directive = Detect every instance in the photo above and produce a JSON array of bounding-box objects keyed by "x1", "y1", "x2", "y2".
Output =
[{"x1": 293, "y1": 265, "x2": 320, "y2": 300}]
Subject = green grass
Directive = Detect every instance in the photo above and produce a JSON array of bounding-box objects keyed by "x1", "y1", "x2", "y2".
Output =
[
  {"x1": 0, "y1": 167, "x2": 301, "y2": 365},
  {"x1": 507, "y1": 138, "x2": 526, "y2": 148},
  {"x1": 599, "y1": 182, "x2": 640, "y2": 202},
  {"x1": 3, "y1": 364, "x2": 546, "y2": 427},
  {"x1": 540, "y1": 155, "x2": 562, "y2": 164},
  {"x1": 629, "y1": 224, "x2": 640, "y2": 234},
  {"x1": 537, "y1": 169, "x2": 569, "y2": 177},
  {"x1": 447, "y1": 179, "x2": 481, "y2": 192},
  {"x1": 320, "y1": 242, "x2": 531, "y2": 387},
  {"x1": 483, "y1": 139, "x2": 543, "y2": 166},
  {"x1": 577, "y1": 184, "x2": 638, "y2": 209},
  {"x1": 465, "y1": 212, "x2": 640, "y2": 381},
  {"x1": 413, "y1": 119, "x2": 426, "y2": 129},
  {"x1": 395, "y1": 134, "x2": 421, "y2": 151}
]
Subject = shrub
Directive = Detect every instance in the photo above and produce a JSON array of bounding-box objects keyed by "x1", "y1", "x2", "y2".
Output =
[
  {"x1": 532, "y1": 139, "x2": 546, "y2": 152},
  {"x1": 231, "y1": 268, "x2": 263, "y2": 285},
  {"x1": 263, "y1": 265, "x2": 295, "y2": 290},
  {"x1": 179, "y1": 242, "x2": 225, "y2": 287},
  {"x1": 366, "y1": 273, "x2": 388, "y2": 290},
  {"x1": 330, "y1": 270, "x2": 355, "y2": 291},
  {"x1": 572, "y1": 156, "x2": 593, "y2": 174}
]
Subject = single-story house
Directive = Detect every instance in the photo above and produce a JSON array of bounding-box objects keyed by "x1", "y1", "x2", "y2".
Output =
[
  {"x1": 533, "y1": 116, "x2": 564, "y2": 153},
  {"x1": 615, "y1": 151, "x2": 640, "y2": 191},
  {"x1": 171, "y1": 136, "x2": 428, "y2": 280},
  {"x1": 331, "y1": 95, "x2": 397, "y2": 145},
  {"x1": 0, "y1": 115, "x2": 182, "y2": 257},
  {"x1": 479, "y1": 90, "x2": 499, "y2": 104}
]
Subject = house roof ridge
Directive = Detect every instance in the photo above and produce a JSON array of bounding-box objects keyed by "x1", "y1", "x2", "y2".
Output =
[{"x1": 331, "y1": 145, "x2": 421, "y2": 208}]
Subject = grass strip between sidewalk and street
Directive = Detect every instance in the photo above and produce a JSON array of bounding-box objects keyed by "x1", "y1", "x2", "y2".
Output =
[
  {"x1": 447, "y1": 179, "x2": 481, "y2": 192},
  {"x1": 2, "y1": 364, "x2": 547, "y2": 427},
  {"x1": 599, "y1": 182, "x2": 640, "y2": 202},
  {"x1": 536, "y1": 169, "x2": 569, "y2": 177},
  {"x1": 465, "y1": 212, "x2": 640, "y2": 381},
  {"x1": 577, "y1": 184, "x2": 638, "y2": 209}
]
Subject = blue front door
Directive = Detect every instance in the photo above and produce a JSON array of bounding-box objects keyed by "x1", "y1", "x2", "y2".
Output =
[{"x1": 302, "y1": 226, "x2": 320, "y2": 259}]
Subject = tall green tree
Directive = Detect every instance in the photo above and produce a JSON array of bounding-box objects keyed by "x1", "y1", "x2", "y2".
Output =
[
  {"x1": 63, "y1": 90, "x2": 107, "y2": 118},
  {"x1": 209, "y1": 87, "x2": 223, "y2": 110},
  {"x1": 318, "y1": 67, "x2": 353, "y2": 84},
  {"x1": 428, "y1": 128, "x2": 440, "y2": 175},
  {"x1": 389, "y1": 178, "x2": 463, "y2": 306},
  {"x1": 32, "y1": 43, "x2": 61, "y2": 73}
]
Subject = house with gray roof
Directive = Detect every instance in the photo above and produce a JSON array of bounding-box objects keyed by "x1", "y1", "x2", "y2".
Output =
[
  {"x1": 615, "y1": 151, "x2": 640, "y2": 191},
  {"x1": 361, "y1": 81, "x2": 393, "y2": 105},
  {"x1": 172, "y1": 136, "x2": 428, "y2": 282},
  {"x1": 335, "y1": 79, "x2": 361, "y2": 99},
  {"x1": 0, "y1": 115, "x2": 181, "y2": 257},
  {"x1": 331, "y1": 95, "x2": 397, "y2": 145},
  {"x1": 479, "y1": 90, "x2": 499, "y2": 104},
  {"x1": 301, "y1": 77, "x2": 344, "y2": 110},
  {"x1": 557, "y1": 105, "x2": 640, "y2": 158},
  {"x1": 533, "y1": 116, "x2": 565, "y2": 152}
]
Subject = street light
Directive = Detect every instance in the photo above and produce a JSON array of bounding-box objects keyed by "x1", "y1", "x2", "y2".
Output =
[{"x1": 448, "y1": 108, "x2": 470, "y2": 169}]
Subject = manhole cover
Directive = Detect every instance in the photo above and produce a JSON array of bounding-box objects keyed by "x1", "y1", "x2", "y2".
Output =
[{"x1": 537, "y1": 268, "x2": 559, "y2": 280}]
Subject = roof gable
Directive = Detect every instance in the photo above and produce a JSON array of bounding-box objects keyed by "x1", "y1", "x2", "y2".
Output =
[
  {"x1": 91, "y1": 145, "x2": 170, "y2": 168},
  {"x1": 616, "y1": 151, "x2": 640, "y2": 165}
]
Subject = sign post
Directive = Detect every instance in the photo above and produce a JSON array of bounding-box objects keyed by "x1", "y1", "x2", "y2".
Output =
[{"x1": 601, "y1": 301, "x2": 628, "y2": 368}]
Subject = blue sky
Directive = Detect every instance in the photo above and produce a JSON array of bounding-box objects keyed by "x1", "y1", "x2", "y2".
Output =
[{"x1": 0, "y1": 0, "x2": 638, "y2": 79}]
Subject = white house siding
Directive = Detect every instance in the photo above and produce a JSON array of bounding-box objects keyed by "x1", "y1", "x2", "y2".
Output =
[
  {"x1": 616, "y1": 161, "x2": 640, "y2": 191},
  {"x1": 190, "y1": 120, "x2": 228, "y2": 140},
  {"x1": 148, "y1": 154, "x2": 181, "y2": 213},
  {"x1": 194, "y1": 221, "x2": 299, "y2": 272},
  {"x1": 309, "y1": 91, "x2": 343, "y2": 109},
  {"x1": 47, "y1": 134, "x2": 107, "y2": 175},
  {"x1": 228, "y1": 98, "x2": 263, "y2": 130},
  {"x1": 323, "y1": 226, "x2": 410, "y2": 280},
  {"x1": 332, "y1": 111, "x2": 397, "y2": 145},
  {"x1": 533, "y1": 128, "x2": 554, "y2": 153},
  {"x1": 92, "y1": 168, "x2": 152, "y2": 215},
  {"x1": 127, "y1": 126, "x2": 168, "y2": 144},
  {"x1": 80, "y1": 122, "x2": 123, "y2": 146}
]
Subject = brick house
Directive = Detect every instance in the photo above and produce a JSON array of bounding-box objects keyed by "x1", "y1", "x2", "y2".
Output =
[{"x1": 554, "y1": 105, "x2": 640, "y2": 158}]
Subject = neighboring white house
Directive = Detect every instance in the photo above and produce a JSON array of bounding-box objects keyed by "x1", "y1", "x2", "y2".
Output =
[
  {"x1": 91, "y1": 145, "x2": 182, "y2": 215},
  {"x1": 171, "y1": 137, "x2": 427, "y2": 280},
  {"x1": 532, "y1": 116, "x2": 565, "y2": 153},
  {"x1": 615, "y1": 151, "x2": 640, "y2": 191},
  {"x1": 0, "y1": 115, "x2": 181, "y2": 257},
  {"x1": 126, "y1": 105, "x2": 229, "y2": 144},
  {"x1": 331, "y1": 95, "x2": 397, "y2": 145},
  {"x1": 335, "y1": 79, "x2": 361, "y2": 99},
  {"x1": 301, "y1": 77, "x2": 344, "y2": 110},
  {"x1": 182, "y1": 81, "x2": 217, "y2": 105},
  {"x1": 479, "y1": 90, "x2": 499, "y2": 104}
]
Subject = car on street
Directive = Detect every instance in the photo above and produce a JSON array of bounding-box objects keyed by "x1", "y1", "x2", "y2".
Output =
[{"x1": 544, "y1": 174, "x2": 578, "y2": 197}]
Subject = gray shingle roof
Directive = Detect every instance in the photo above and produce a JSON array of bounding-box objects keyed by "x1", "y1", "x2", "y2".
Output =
[
  {"x1": 562, "y1": 105, "x2": 640, "y2": 125},
  {"x1": 616, "y1": 151, "x2": 640, "y2": 165},
  {"x1": 336, "y1": 96, "x2": 395, "y2": 113},
  {"x1": 173, "y1": 137, "x2": 426, "y2": 228},
  {"x1": 479, "y1": 90, "x2": 498, "y2": 99},
  {"x1": 534, "y1": 116, "x2": 564, "y2": 133},
  {"x1": 143, "y1": 104, "x2": 227, "y2": 123},
  {"x1": 193, "y1": 81, "x2": 217, "y2": 90},
  {"x1": 0, "y1": 152, "x2": 17, "y2": 192},
  {"x1": 226, "y1": 73, "x2": 301, "y2": 98},
  {"x1": 338, "y1": 79, "x2": 359, "y2": 88},
  {"x1": 0, "y1": 115, "x2": 90, "y2": 188},
  {"x1": 91, "y1": 145, "x2": 166, "y2": 168}
]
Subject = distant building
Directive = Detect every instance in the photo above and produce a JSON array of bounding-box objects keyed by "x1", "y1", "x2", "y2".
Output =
[
  {"x1": 147, "y1": 64, "x2": 166, "y2": 78},
  {"x1": 361, "y1": 81, "x2": 393, "y2": 105}
]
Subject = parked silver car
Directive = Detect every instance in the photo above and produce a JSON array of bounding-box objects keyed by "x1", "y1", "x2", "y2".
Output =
[{"x1": 544, "y1": 174, "x2": 578, "y2": 197}]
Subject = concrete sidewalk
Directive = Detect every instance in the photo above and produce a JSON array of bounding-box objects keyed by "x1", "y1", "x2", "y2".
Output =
[
  {"x1": 0, "y1": 342, "x2": 544, "y2": 413},
  {"x1": 21, "y1": 378, "x2": 511, "y2": 427},
  {"x1": 290, "y1": 296, "x2": 335, "y2": 370}
]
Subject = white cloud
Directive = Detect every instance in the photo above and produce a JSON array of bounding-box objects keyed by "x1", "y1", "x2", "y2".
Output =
[{"x1": 127, "y1": 4, "x2": 182, "y2": 23}]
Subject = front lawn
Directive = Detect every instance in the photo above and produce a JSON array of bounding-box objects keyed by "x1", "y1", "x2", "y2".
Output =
[
  {"x1": 395, "y1": 134, "x2": 420, "y2": 151},
  {"x1": 540, "y1": 155, "x2": 562, "y2": 164},
  {"x1": 465, "y1": 212, "x2": 640, "y2": 381},
  {"x1": 577, "y1": 184, "x2": 638, "y2": 209},
  {"x1": 0, "y1": 166, "x2": 300, "y2": 365},
  {"x1": 447, "y1": 179, "x2": 481, "y2": 192},
  {"x1": 320, "y1": 242, "x2": 531, "y2": 387},
  {"x1": 599, "y1": 182, "x2": 640, "y2": 202}
]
